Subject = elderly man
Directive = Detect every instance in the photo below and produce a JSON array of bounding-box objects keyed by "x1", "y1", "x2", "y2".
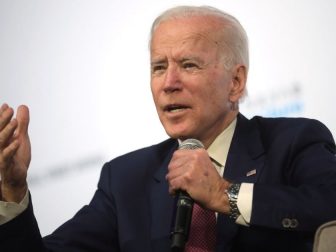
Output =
[{"x1": 1, "y1": 5, "x2": 336, "y2": 252}]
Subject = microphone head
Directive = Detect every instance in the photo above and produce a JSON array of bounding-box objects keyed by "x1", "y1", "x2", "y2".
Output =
[{"x1": 179, "y1": 139, "x2": 204, "y2": 150}]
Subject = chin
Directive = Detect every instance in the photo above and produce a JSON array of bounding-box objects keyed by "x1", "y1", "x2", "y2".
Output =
[
  {"x1": 163, "y1": 122, "x2": 197, "y2": 140},
  {"x1": 165, "y1": 129, "x2": 194, "y2": 141}
]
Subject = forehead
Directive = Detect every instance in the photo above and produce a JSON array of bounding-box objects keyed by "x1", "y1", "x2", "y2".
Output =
[{"x1": 150, "y1": 16, "x2": 224, "y2": 57}]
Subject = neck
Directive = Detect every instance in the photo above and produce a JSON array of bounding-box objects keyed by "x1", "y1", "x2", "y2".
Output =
[{"x1": 201, "y1": 111, "x2": 238, "y2": 149}]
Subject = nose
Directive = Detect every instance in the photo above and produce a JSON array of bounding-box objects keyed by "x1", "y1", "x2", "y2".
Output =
[{"x1": 163, "y1": 65, "x2": 182, "y2": 93}]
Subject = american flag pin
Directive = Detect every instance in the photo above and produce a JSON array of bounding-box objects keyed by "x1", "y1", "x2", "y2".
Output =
[{"x1": 246, "y1": 169, "x2": 257, "y2": 177}]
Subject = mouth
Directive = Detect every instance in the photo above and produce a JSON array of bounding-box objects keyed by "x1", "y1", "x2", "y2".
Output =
[{"x1": 164, "y1": 104, "x2": 190, "y2": 113}]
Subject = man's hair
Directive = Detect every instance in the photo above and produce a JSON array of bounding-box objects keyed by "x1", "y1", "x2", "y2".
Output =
[{"x1": 150, "y1": 5, "x2": 249, "y2": 72}]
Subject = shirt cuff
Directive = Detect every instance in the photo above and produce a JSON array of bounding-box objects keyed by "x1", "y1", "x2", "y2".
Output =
[
  {"x1": 236, "y1": 183, "x2": 253, "y2": 226},
  {"x1": 0, "y1": 189, "x2": 29, "y2": 225}
]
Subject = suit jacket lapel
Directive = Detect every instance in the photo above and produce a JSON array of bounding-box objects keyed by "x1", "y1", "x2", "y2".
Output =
[
  {"x1": 149, "y1": 140, "x2": 178, "y2": 249},
  {"x1": 217, "y1": 114, "x2": 265, "y2": 251},
  {"x1": 224, "y1": 113, "x2": 265, "y2": 183}
]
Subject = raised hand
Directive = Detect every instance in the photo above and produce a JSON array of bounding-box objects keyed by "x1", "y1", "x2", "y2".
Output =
[{"x1": 0, "y1": 103, "x2": 31, "y2": 203}]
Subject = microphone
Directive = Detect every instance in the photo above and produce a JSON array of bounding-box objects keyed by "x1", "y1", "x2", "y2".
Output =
[{"x1": 171, "y1": 138, "x2": 204, "y2": 251}]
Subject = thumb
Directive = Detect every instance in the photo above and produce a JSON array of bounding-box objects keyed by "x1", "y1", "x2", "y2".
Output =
[{"x1": 16, "y1": 105, "x2": 30, "y2": 136}]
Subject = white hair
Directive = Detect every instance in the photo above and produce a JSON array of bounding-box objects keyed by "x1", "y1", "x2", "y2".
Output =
[{"x1": 150, "y1": 5, "x2": 249, "y2": 72}]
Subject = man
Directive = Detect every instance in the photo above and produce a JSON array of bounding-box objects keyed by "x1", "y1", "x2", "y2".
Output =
[{"x1": 1, "y1": 5, "x2": 336, "y2": 252}]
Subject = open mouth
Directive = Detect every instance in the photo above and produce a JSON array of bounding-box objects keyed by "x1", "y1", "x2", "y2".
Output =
[{"x1": 164, "y1": 104, "x2": 190, "y2": 113}]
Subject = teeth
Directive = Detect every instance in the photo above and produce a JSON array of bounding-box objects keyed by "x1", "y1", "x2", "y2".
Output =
[
  {"x1": 165, "y1": 104, "x2": 188, "y2": 113},
  {"x1": 170, "y1": 108, "x2": 185, "y2": 113}
]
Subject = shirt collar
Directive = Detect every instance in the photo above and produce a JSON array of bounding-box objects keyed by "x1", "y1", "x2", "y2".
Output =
[
  {"x1": 177, "y1": 117, "x2": 237, "y2": 168},
  {"x1": 207, "y1": 118, "x2": 237, "y2": 168}
]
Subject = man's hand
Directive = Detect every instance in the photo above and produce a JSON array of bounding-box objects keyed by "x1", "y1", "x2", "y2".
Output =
[
  {"x1": 166, "y1": 148, "x2": 231, "y2": 214},
  {"x1": 0, "y1": 103, "x2": 31, "y2": 203}
]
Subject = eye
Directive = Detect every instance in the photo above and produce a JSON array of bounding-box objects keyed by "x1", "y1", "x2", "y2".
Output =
[
  {"x1": 182, "y1": 62, "x2": 199, "y2": 70},
  {"x1": 151, "y1": 64, "x2": 166, "y2": 74}
]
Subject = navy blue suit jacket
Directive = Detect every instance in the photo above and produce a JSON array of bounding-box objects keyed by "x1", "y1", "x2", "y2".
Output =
[{"x1": 1, "y1": 114, "x2": 336, "y2": 252}]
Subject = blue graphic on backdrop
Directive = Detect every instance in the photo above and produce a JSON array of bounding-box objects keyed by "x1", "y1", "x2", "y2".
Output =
[{"x1": 240, "y1": 82, "x2": 304, "y2": 118}]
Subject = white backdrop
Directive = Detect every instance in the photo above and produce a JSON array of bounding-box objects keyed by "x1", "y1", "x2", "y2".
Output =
[{"x1": 1, "y1": 0, "x2": 336, "y2": 235}]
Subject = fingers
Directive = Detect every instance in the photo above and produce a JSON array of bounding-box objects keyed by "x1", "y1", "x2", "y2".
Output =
[
  {"x1": 0, "y1": 111, "x2": 19, "y2": 165},
  {"x1": 16, "y1": 105, "x2": 30, "y2": 136},
  {"x1": 0, "y1": 104, "x2": 30, "y2": 203},
  {"x1": 0, "y1": 104, "x2": 29, "y2": 142},
  {"x1": 0, "y1": 103, "x2": 28, "y2": 157},
  {"x1": 166, "y1": 149, "x2": 204, "y2": 195},
  {"x1": 166, "y1": 150, "x2": 193, "y2": 193},
  {"x1": 0, "y1": 118, "x2": 18, "y2": 145},
  {"x1": 1, "y1": 139, "x2": 20, "y2": 162},
  {"x1": 0, "y1": 103, "x2": 19, "y2": 150},
  {"x1": 167, "y1": 149, "x2": 209, "y2": 180},
  {"x1": 0, "y1": 103, "x2": 14, "y2": 132},
  {"x1": 0, "y1": 103, "x2": 8, "y2": 113},
  {"x1": 166, "y1": 172, "x2": 189, "y2": 195}
]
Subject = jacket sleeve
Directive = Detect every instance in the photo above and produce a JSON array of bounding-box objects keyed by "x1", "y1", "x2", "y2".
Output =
[
  {"x1": 251, "y1": 119, "x2": 336, "y2": 232},
  {"x1": 0, "y1": 163, "x2": 120, "y2": 252},
  {"x1": 0, "y1": 192, "x2": 45, "y2": 252}
]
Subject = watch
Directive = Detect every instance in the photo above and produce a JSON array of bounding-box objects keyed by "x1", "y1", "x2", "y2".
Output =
[{"x1": 226, "y1": 183, "x2": 241, "y2": 220}]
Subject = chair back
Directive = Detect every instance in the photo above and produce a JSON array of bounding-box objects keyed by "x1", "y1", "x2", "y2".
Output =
[{"x1": 313, "y1": 220, "x2": 336, "y2": 252}]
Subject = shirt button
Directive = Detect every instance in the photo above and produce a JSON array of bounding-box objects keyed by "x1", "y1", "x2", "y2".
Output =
[
  {"x1": 282, "y1": 218, "x2": 291, "y2": 228},
  {"x1": 290, "y1": 218, "x2": 299, "y2": 228}
]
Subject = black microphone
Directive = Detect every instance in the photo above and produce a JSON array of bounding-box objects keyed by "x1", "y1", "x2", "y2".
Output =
[{"x1": 171, "y1": 138, "x2": 204, "y2": 251}]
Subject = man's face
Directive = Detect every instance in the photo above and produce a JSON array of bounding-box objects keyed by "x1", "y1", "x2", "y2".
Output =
[{"x1": 150, "y1": 16, "x2": 240, "y2": 147}]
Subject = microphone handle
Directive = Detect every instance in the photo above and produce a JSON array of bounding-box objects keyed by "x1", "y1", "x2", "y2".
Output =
[
  {"x1": 170, "y1": 138, "x2": 204, "y2": 251},
  {"x1": 171, "y1": 190, "x2": 194, "y2": 251}
]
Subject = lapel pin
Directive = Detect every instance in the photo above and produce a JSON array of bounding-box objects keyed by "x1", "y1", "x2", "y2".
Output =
[{"x1": 246, "y1": 169, "x2": 257, "y2": 177}]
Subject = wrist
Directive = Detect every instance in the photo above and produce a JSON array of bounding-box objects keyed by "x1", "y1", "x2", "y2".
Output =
[
  {"x1": 1, "y1": 181, "x2": 28, "y2": 203},
  {"x1": 209, "y1": 179, "x2": 231, "y2": 213},
  {"x1": 225, "y1": 183, "x2": 241, "y2": 221}
]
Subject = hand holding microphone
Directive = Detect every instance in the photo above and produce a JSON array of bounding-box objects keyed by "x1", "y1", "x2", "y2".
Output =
[{"x1": 168, "y1": 139, "x2": 228, "y2": 251}]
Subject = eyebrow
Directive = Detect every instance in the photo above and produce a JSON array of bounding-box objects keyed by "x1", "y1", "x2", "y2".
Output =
[
  {"x1": 180, "y1": 56, "x2": 204, "y2": 64},
  {"x1": 150, "y1": 58, "x2": 167, "y2": 66},
  {"x1": 151, "y1": 56, "x2": 205, "y2": 66}
]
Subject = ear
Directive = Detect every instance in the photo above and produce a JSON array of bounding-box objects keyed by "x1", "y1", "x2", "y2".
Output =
[{"x1": 229, "y1": 64, "x2": 247, "y2": 102}]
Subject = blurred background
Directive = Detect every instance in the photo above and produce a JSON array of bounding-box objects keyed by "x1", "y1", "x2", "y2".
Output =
[{"x1": 1, "y1": 0, "x2": 335, "y2": 235}]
